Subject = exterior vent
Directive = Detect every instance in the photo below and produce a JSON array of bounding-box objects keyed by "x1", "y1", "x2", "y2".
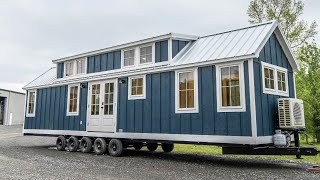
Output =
[{"x1": 278, "y1": 98, "x2": 305, "y2": 129}]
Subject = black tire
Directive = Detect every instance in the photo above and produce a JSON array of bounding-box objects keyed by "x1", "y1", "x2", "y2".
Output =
[
  {"x1": 93, "y1": 138, "x2": 107, "y2": 155},
  {"x1": 133, "y1": 142, "x2": 143, "y2": 150},
  {"x1": 56, "y1": 136, "x2": 66, "y2": 151},
  {"x1": 108, "y1": 139, "x2": 123, "y2": 157},
  {"x1": 80, "y1": 137, "x2": 93, "y2": 153},
  {"x1": 67, "y1": 136, "x2": 79, "y2": 152},
  {"x1": 147, "y1": 143, "x2": 158, "y2": 152},
  {"x1": 161, "y1": 143, "x2": 174, "y2": 152}
]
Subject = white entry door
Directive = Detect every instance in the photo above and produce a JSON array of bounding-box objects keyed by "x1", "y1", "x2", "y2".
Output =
[{"x1": 87, "y1": 79, "x2": 117, "y2": 132}]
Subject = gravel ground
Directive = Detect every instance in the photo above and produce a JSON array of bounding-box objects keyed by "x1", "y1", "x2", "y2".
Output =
[{"x1": 0, "y1": 125, "x2": 319, "y2": 180}]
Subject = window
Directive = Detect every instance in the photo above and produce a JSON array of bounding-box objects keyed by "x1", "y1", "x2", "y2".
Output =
[
  {"x1": 64, "y1": 58, "x2": 87, "y2": 77},
  {"x1": 67, "y1": 84, "x2": 80, "y2": 116},
  {"x1": 76, "y1": 58, "x2": 86, "y2": 74},
  {"x1": 140, "y1": 45, "x2": 153, "y2": 64},
  {"x1": 277, "y1": 71, "x2": 287, "y2": 92},
  {"x1": 26, "y1": 90, "x2": 37, "y2": 117},
  {"x1": 123, "y1": 49, "x2": 135, "y2": 67},
  {"x1": 175, "y1": 68, "x2": 198, "y2": 113},
  {"x1": 65, "y1": 61, "x2": 74, "y2": 77},
  {"x1": 262, "y1": 62, "x2": 288, "y2": 96},
  {"x1": 128, "y1": 75, "x2": 146, "y2": 100},
  {"x1": 264, "y1": 67, "x2": 275, "y2": 90},
  {"x1": 216, "y1": 62, "x2": 245, "y2": 112}
]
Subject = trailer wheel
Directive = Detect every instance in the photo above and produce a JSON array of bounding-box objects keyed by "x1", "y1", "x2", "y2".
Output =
[
  {"x1": 108, "y1": 139, "x2": 123, "y2": 157},
  {"x1": 147, "y1": 143, "x2": 158, "y2": 152},
  {"x1": 161, "y1": 143, "x2": 174, "y2": 152},
  {"x1": 80, "y1": 137, "x2": 92, "y2": 153},
  {"x1": 133, "y1": 142, "x2": 143, "y2": 150},
  {"x1": 56, "y1": 136, "x2": 66, "y2": 151},
  {"x1": 67, "y1": 136, "x2": 79, "y2": 152},
  {"x1": 93, "y1": 138, "x2": 107, "y2": 155}
]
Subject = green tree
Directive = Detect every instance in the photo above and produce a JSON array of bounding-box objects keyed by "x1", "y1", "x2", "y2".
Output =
[
  {"x1": 296, "y1": 44, "x2": 320, "y2": 141},
  {"x1": 247, "y1": 0, "x2": 317, "y2": 49}
]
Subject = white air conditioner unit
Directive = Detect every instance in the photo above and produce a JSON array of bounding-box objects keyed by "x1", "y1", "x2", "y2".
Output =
[{"x1": 278, "y1": 98, "x2": 305, "y2": 129}]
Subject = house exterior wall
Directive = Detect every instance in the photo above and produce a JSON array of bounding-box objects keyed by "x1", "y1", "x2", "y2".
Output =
[
  {"x1": 0, "y1": 89, "x2": 25, "y2": 125},
  {"x1": 155, "y1": 40, "x2": 168, "y2": 63},
  {"x1": 24, "y1": 83, "x2": 88, "y2": 131},
  {"x1": 172, "y1": 40, "x2": 189, "y2": 58},
  {"x1": 87, "y1": 50, "x2": 121, "y2": 73},
  {"x1": 254, "y1": 33, "x2": 295, "y2": 136},
  {"x1": 117, "y1": 62, "x2": 252, "y2": 136}
]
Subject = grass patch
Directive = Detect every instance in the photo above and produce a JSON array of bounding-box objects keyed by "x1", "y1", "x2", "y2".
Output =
[{"x1": 173, "y1": 142, "x2": 320, "y2": 163}]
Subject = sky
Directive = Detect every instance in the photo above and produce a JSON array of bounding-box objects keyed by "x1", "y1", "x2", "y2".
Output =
[{"x1": 0, "y1": 0, "x2": 319, "y2": 93}]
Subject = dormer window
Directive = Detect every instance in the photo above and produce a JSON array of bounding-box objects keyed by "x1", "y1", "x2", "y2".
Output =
[
  {"x1": 64, "y1": 58, "x2": 87, "y2": 77},
  {"x1": 65, "y1": 61, "x2": 74, "y2": 77},
  {"x1": 123, "y1": 49, "x2": 135, "y2": 67},
  {"x1": 140, "y1": 45, "x2": 153, "y2": 64}
]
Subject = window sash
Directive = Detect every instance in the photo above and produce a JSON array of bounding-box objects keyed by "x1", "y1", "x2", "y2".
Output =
[
  {"x1": 131, "y1": 78, "x2": 144, "y2": 96},
  {"x1": 65, "y1": 62, "x2": 74, "y2": 76},
  {"x1": 68, "y1": 85, "x2": 79, "y2": 115},
  {"x1": 178, "y1": 71, "x2": 195, "y2": 109},
  {"x1": 220, "y1": 66, "x2": 241, "y2": 107},
  {"x1": 262, "y1": 62, "x2": 288, "y2": 96},
  {"x1": 123, "y1": 49, "x2": 135, "y2": 67},
  {"x1": 27, "y1": 91, "x2": 36, "y2": 116},
  {"x1": 76, "y1": 59, "x2": 85, "y2": 74},
  {"x1": 140, "y1": 46, "x2": 152, "y2": 64}
]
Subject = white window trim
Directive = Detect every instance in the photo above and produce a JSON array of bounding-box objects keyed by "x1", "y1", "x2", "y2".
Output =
[
  {"x1": 175, "y1": 68, "x2": 199, "y2": 114},
  {"x1": 67, "y1": 84, "x2": 81, "y2": 116},
  {"x1": 216, "y1": 62, "x2": 246, "y2": 112},
  {"x1": 26, "y1": 90, "x2": 37, "y2": 117},
  {"x1": 128, "y1": 75, "x2": 146, "y2": 100},
  {"x1": 138, "y1": 43, "x2": 155, "y2": 66},
  {"x1": 261, "y1": 62, "x2": 289, "y2": 97},
  {"x1": 64, "y1": 58, "x2": 87, "y2": 77},
  {"x1": 121, "y1": 48, "x2": 136, "y2": 69}
]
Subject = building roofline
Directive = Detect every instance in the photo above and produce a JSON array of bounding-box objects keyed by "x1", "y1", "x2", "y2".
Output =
[
  {"x1": 52, "y1": 33, "x2": 199, "y2": 64},
  {"x1": 0, "y1": 88, "x2": 25, "y2": 95}
]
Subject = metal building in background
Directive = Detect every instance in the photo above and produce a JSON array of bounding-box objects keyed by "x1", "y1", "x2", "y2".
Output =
[{"x1": 0, "y1": 88, "x2": 25, "y2": 125}]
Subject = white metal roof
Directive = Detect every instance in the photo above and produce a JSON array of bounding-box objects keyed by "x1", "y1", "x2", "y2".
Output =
[
  {"x1": 24, "y1": 21, "x2": 298, "y2": 90},
  {"x1": 24, "y1": 67, "x2": 56, "y2": 89},
  {"x1": 172, "y1": 21, "x2": 273, "y2": 65}
]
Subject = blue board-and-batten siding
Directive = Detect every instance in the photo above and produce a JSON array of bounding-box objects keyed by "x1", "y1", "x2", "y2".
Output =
[
  {"x1": 87, "y1": 51, "x2": 121, "y2": 74},
  {"x1": 117, "y1": 62, "x2": 252, "y2": 136},
  {"x1": 254, "y1": 33, "x2": 295, "y2": 136},
  {"x1": 57, "y1": 63, "x2": 64, "y2": 78},
  {"x1": 24, "y1": 83, "x2": 88, "y2": 131},
  {"x1": 155, "y1": 40, "x2": 168, "y2": 63},
  {"x1": 172, "y1": 40, "x2": 189, "y2": 58}
]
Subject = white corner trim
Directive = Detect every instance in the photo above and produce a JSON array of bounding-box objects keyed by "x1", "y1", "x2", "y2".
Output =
[
  {"x1": 248, "y1": 59, "x2": 257, "y2": 139},
  {"x1": 128, "y1": 75, "x2": 147, "y2": 100},
  {"x1": 216, "y1": 61, "x2": 246, "y2": 112},
  {"x1": 168, "y1": 38, "x2": 173, "y2": 61},
  {"x1": 66, "y1": 83, "x2": 81, "y2": 116},
  {"x1": 23, "y1": 129, "x2": 273, "y2": 145},
  {"x1": 175, "y1": 68, "x2": 199, "y2": 113},
  {"x1": 26, "y1": 89, "x2": 37, "y2": 117},
  {"x1": 261, "y1": 61, "x2": 289, "y2": 97}
]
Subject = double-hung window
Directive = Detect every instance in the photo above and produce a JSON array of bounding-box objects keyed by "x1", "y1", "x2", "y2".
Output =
[
  {"x1": 65, "y1": 61, "x2": 74, "y2": 77},
  {"x1": 26, "y1": 90, "x2": 37, "y2": 117},
  {"x1": 140, "y1": 45, "x2": 153, "y2": 64},
  {"x1": 216, "y1": 62, "x2": 245, "y2": 112},
  {"x1": 123, "y1": 49, "x2": 135, "y2": 67},
  {"x1": 262, "y1": 62, "x2": 288, "y2": 96},
  {"x1": 67, "y1": 84, "x2": 80, "y2": 116},
  {"x1": 128, "y1": 75, "x2": 146, "y2": 100},
  {"x1": 175, "y1": 68, "x2": 199, "y2": 113},
  {"x1": 76, "y1": 58, "x2": 86, "y2": 74}
]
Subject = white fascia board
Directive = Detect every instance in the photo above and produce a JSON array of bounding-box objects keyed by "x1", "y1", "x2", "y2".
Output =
[
  {"x1": 52, "y1": 33, "x2": 199, "y2": 64},
  {"x1": 25, "y1": 54, "x2": 256, "y2": 90}
]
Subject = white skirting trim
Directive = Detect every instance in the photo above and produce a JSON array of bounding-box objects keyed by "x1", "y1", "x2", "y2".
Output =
[{"x1": 23, "y1": 129, "x2": 273, "y2": 145}]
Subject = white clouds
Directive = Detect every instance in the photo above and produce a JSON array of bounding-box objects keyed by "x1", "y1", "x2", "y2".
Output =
[{"x1": 0, "y1": 0, "x2": 318, "y2": 93}]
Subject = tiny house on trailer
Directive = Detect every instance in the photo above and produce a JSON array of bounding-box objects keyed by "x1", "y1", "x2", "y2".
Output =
[{"x1": 23, "y1": 21, "x2": 317, "y2": 157}]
